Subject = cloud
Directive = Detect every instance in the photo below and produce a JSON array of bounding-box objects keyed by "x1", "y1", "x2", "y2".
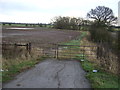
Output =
[
  {"x1": 0, "y1": 0, "x2": 118, "y2": 23},
  {"x1": 0, "y1": 11, "x2": 55, "y2": 23},
  {"x1": 63, "y1": 10, "x2": 87, "y2": 18}
]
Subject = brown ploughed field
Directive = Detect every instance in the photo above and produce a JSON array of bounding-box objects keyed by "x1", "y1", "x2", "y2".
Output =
[{"x1": 2, "y1": 26, "x2": 81, "y2": 47}]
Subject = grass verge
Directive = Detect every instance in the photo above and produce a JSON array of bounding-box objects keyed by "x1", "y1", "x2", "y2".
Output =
[
  {"x1": 61, "y1": 31, "x2": 120, "y2": 88},
  {"x1": 2, "y1": 56, "x2": 47, "y2": 83},
  {"x1": 80, "y1": 58, "x2": 120, "y2": 88}
]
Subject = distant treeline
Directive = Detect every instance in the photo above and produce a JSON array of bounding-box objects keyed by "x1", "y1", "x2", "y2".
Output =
[
  {"x1": 1, "y1": 22, "x2": 53, "y2": 27},
  {"x1": 1, "y1": 22, "x2": 119, "y2": 30}
]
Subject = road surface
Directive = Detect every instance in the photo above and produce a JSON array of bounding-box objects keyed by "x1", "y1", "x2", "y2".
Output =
[{"x1": 3, "y1": 59, "x2": 91, "y2": 88}]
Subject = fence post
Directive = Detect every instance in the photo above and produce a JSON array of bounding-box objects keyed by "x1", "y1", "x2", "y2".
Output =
[
  {"x1": 83, "y1": 46, "x2": 85, "y2": 59},
  {"x1": 14, "y1": 43, "x2": 17, "y2": 49},
  {"x1": 26, "y1": 43, "x2": 29, "y2": 50},
  {"x1": 42, "y1": 49, "x2": 44, "y2": 56},
  {"x1": 57, "y1": 45, "x2": 58, "y2": 59},
  {"x1": 26, "y1": 43, "x2": 31, "y2": 54},
  {"x1": 97, "y1": 45, "x2": 99, "y2": 59},
  {"x1": 28, "y1": 43, "x2": 31, "y2": 54},
  {"x1": 54, "y1": 44, "x2": 56, "y2": 58},
  {"x1": 55, "y1": 44, "x2": 58, "y2": 59}
]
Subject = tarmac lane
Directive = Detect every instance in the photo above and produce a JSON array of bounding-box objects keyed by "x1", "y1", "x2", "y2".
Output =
[{"x1": 3, "y1": 59, "x2": 91, "y2": 88}]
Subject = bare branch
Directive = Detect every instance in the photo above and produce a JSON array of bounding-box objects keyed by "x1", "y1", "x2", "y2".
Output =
[{"x1": 87, "y1": 6, "x2": 116, "y2": 25}]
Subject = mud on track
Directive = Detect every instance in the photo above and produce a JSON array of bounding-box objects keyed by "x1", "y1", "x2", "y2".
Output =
[{"x1": 2, "y1": 26, "x2": 81, "y2": 46}]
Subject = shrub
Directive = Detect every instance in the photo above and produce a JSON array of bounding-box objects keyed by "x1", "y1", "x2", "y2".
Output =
[{"x1": 89, "y1": 22, "x2": 113, "y2": 43}]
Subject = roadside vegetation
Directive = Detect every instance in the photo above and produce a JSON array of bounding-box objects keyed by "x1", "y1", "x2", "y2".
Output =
[
  {"x1": 61, "y1": 31, "x2": 119, "y2": 88},
  {"x1": 81, "y1": 59, "x2": 119, "y2": 88},
  {"x1": 80, "y1": 33, "x2": 119, "y2": 88},
  {"x1": 83, "y1": 6, "x2": 119, "y2": 88},
  {"x1": 2, "y1": 44, "x2": 47, "y2": 83},
  {"x1": 2, "y1": 56, "x2": 47, "y2": 83}
]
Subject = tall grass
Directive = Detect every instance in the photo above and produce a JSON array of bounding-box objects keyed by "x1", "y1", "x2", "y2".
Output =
[
  {"x1": 2, "y1": 44, "x2": 47, "y2": 82},
  {"x1": 81, "y1": 59, "x2": 119, "y2": 88},
  {"x1": 2, "y1": 56, "x2": 46, "y2": 82}
]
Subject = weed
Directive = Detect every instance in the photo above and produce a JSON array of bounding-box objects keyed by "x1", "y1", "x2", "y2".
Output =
[
  {"x1": 62, "y1": 31, "x2": 119, "y2": 88},
  {"x1": 2, "y1": 56, "x2": 47, "y2": 83},
  {"x1": 81, "y1": 59, "x2": 119, "y2": 88}
]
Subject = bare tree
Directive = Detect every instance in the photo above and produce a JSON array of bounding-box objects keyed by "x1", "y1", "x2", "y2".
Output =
[
  {"x1": 87, "y1": 6, "x2": 117, "y2": 25},
  {"x1": 52, "y1": 16, "x2": 70, "y2": 29},
  {"x1": 52, "y1": 16, "x2": 92, "y2": 30},
  {"x1": 52, "y1": 16, "x2": 83, "y2": 30}
]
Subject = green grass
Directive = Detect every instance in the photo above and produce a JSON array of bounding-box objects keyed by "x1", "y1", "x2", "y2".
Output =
[
  {"x1": 80, "y1": 58, "x2": 120, "y2": 88},
  {"x1": 60, "y1": 32, "x2": 87, "y2": 45},
  {"x1": 2, "y1": 60, "x2": 35, "y2": 82},
  {"x1": 58, "y1": 32, "x2": 87, "y2": 59},
  {"x1": 61, "y1": 31, "x2": 120, "y2": 88},
  {"x1": 2, "y1": 56, "x2": 47, "y2": 83}
]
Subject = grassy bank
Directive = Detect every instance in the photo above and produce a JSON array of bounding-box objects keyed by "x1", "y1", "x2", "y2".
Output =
[
  {"x1": 80, "y1": 59, "x2": 119, "y2": 88},
  {"x1": 2, "y1": 56, "x2": 46, "y2": 83},
  {"x1": 61, "y1": 31, "x2": 119, "y2": 88}
]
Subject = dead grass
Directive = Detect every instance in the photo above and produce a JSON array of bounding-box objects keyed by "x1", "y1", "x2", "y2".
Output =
[
  {"x1": 2, "y1": 44, "x2": 48, "y2": 82},
  {"x1": 80, "y1": 31, "x2": 119, "y2": 75},
  {"x1": 2, "y1": 44, "x2": 45, "y2": 70}
]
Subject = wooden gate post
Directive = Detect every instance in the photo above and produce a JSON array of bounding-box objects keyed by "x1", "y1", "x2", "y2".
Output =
[
  {"x1": 70, "y1": 45, "x2": 71, "y2": 59},
  {"x1": 83, "y1": 46, "x2": 85, "y2": 59},
  {"x1": 14, "y1": 43, "x2": 17, "y2": 48},
  {"x1": 28, "y1": 43, "x2": 31, "y2": 54},
  {"x1": 26, "y1": 43, "x2": 31, "y2": 54},
  {"x1": 97, "y1": 45, "x2": 99, "y2": 59},
  {"x1": 55, "y1": 44, "x2": 58, "y2": 59},
  {"x1": 26, "y1": 43, "x2": 29, "y2": 50}
]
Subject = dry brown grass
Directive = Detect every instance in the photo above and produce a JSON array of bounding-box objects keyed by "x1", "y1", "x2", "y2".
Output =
[
  {"x1": 80, "y1": 31, "x2": 119, "y2": 75},
  {"x1": 2, "y1": 44, "x2": 45, "y2": 70}
]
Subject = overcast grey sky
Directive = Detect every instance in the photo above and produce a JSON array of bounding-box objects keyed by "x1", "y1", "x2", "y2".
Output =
[{"x1": 0, "y1": 0, "x2": 119, "y2": 23}]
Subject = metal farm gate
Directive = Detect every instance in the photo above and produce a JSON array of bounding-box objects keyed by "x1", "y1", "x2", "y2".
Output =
[
  {"x1": 55, "y1": 44, "x2": 98, "y2": 59},
  {"x1": 2, "y1": 43, "x2": 98, "y2": 60},
  {"x1": 39, "y1": 44, "x2": 98, "y2": 60}
]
